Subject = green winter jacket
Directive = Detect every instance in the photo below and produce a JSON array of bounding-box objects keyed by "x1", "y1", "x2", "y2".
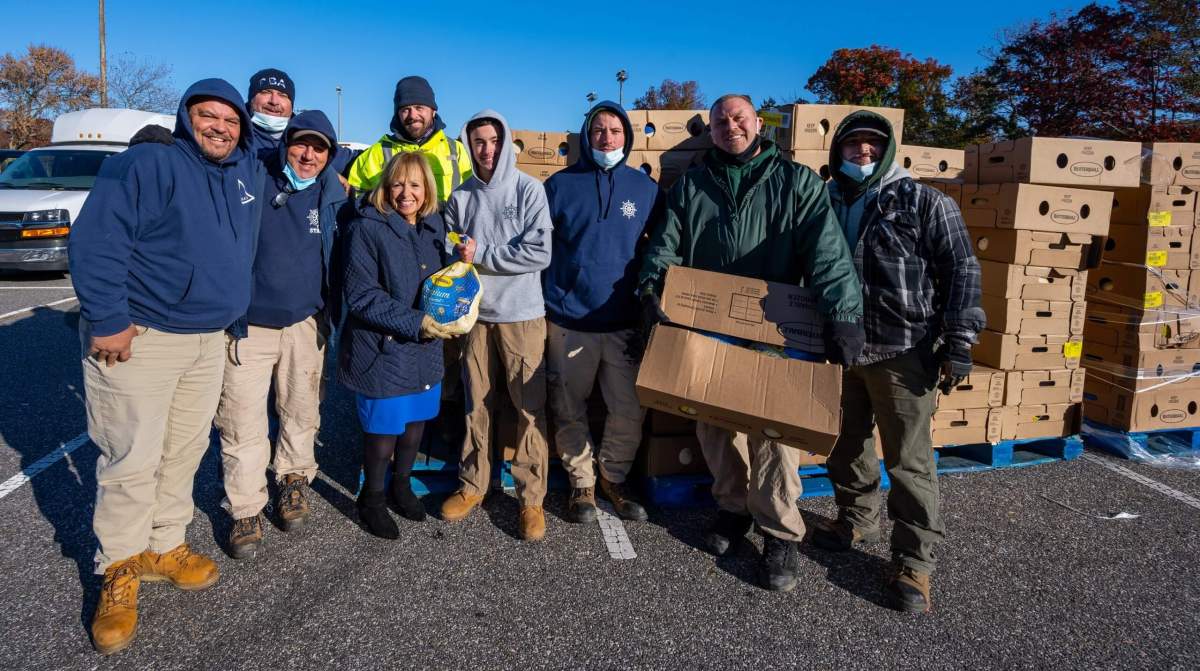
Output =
[{"x1": 638, "y1": 140, "x2": 863, "y2": 323}]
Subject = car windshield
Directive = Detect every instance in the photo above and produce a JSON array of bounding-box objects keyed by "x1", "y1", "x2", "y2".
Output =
[{"x1": 0, "y1": 149, "x2": 117, "y2": 190}]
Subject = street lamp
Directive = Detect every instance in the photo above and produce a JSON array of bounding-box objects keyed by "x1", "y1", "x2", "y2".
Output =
[
  {"x1": 616, "y1": 70, "x2": 628, "y2": 106},
  {"x1": 586, "y1": 91, "x2": 597, "y2": 103},
  {"x1": 335, "y1": 86, "x2": 343, "y2": 140}
]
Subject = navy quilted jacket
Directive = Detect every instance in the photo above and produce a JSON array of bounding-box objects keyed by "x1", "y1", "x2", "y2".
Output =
[{"x1": 337, "y1": 199, "x2": 449, "y2": 398}]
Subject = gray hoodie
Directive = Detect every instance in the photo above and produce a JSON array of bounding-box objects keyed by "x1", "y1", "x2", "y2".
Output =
[
  {"x1": 828, "y1": 162, "x2": 912, "y2": 248},
  {"x1": 444, "y1": 109, "x2": 553, "y2": 323}
]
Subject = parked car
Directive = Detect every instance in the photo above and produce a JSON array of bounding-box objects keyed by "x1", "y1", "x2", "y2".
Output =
[
  {"x1": 0, "y1": 109, "x2": 173, "y2": 272},
  {"x1": 0, "y1": 149, "x2": 24, "y2": 173}
]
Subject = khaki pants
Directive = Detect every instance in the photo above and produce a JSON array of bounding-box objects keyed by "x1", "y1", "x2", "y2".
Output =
[
  {"x1": 827, "y1": 350, "x2": 943, "y2": 574},
  {"x1": 695, "y1": 423, "x2": 806, "y2": 542},
  {"x1": 214, "y1": 317, "x2": 325, "y2": 520},
  {"x1": 459, "y1": 318, "x2": 549, "y2": 506},
  {"x1": 82, "y1": 325, "x2": 224, "y2": 573},
  {"x1": 546, "y1": 323, "x2": 644, "y2": 486}
]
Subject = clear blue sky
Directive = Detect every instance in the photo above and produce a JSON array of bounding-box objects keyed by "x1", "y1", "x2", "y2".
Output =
[{"x1": 5, "y1": 0, "x2": 1111, "y2": 144}]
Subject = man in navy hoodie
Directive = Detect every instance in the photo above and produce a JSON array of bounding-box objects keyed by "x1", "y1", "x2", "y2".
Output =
[
  {"x1": 244, "y1": 68, "x2": 353, "y2": 176},
  {"x1": 69, "y1": 79, "x2": 264, "y2": 655},
  {"x1": 543, "y1": 101, "x2": 660, "y2": 523},
  {"x1": 214, "y1": 111, "x2": 347, "y2": 560}
]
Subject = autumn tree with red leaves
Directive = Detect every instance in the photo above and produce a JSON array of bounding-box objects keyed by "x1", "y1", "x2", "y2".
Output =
[{"x1": 633, "y1": 80, "x2": 706, "y2": 110}]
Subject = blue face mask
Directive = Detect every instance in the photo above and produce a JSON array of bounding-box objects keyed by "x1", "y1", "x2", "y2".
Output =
[
  {"x1": 252, "y1": 112, "x2": 289, "y2": 133},
  {"x1": 283, "y1": 161, "x2": 317, "y2": 191},
  {"x1": 591, "y1": 147, "x2": 624, "y2": 170},
  {"x1": 839, "y1": 161, "x2": 877, "y2": 182}
]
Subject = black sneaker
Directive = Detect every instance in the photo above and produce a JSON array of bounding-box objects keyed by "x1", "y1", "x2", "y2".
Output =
[
  {"x1": 228, "y1": 514, "x2": 263, "y2": 560},
  {"x1": 599, "y1": 476, "x2": 648, "y2": 521},
  {"x1": 703, "y1": 510, "x2": 753, "y2": 556},
  {"x1": 758, "y1": 535, "x2": 801, "y2": 592},
  {"x1": 567, "y1": 487, "x2": 598, "y2": 524}
]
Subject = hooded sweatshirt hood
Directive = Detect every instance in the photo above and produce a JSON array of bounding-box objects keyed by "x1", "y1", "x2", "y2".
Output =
[
  {"x1": 579, "y1": 100, "x2": 635, "y2": 171},
  {"x1": 276, "y1": 110, "x2": 339, "y2": 177},
  {"x1": 174, "y1": 78, "x2": 253, "y2": 166},
  {"x1": 460, "y1": 109, "x2": 517, "y2": 190},
  {"x1": 828, "y1": 110, "x2": 897, "y2": 205}
]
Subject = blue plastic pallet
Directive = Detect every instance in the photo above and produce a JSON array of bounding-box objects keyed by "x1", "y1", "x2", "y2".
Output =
[
  {"x1": 1081, "y1": 419, "x2": 1200, "y2": 460},
  {"x1": 644, "y1": 468, "x2": 894, "y2": 508}
]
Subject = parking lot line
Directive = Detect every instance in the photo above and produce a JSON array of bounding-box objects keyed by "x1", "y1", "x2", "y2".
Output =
[
  {"x1": 0, "y1": 296, "x2": 77, "y2": 322},
  {"x1": 0, "y1": 432, "x2": 89, "y2": 501},
  {"x1": 1082, "y1": 453, "x2": 1200, "y2": 512},
  {"x1": 596, "y1": 501, "x2": 637, "y2": 559}
]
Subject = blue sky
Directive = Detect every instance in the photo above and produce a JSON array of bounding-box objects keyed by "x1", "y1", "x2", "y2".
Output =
[{"x1": 4, "y1": 0, "x2": 1111, "y2": 144}]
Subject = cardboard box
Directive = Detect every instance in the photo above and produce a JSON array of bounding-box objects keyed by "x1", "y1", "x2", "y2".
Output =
[
  {"x1": 760, "y1": 104, "x2": 905, "y2": 151},
  {"x1": 511, "y1": 130, "x2": 570, "y2": 166},
  {"x1": 1081, "y1": 342, "x2": 1200, "y2": 389},
  {"x1": 640, "y1": 435, "x2": 708, "y2": 477},
  {"x1": 1101, "y1": 224, "x2": 1194, "y2": 270},
  {"x1": 931, "y1": 407, "x2": 1005, "y2": 446},
  {"x1": 1108, "y1": 185, "x2": 1196, "y2": 226},
  {"x1": 961, "y1": 183, "x2": 1113, "y2": 236},
  {"x1": 788, "y1": 150, "x2": 830, "y2": 180},
  {"x1": 658, "y1": 265, "x2": 825, "y2": 353},
  {"x1": 897, "y1": 145, "x2": 964, "y2": 180},
  {"x1": 1086, "y1": 262, "x2": 1189, "y2": 310},
  {"x1": 1004, "y1": 369, "x2": 1085, "y2": 406},
  {"x1": 1142, "y1": 143, "x2": 1200, "y2": 187},
  {"x1": 967, "y1": 228, "x2": 1100, "y2": 269},
  {"x1": 626, "y1": 150, "x2": 704, "y2": 190},
  {"x1": 925, "y1": 179, "x2": 963, "y2": 204},
  {"x1": 1083, "y1": 303, "x2": 1200, "y2": 351},
  {"x1": 979, "y1": 261, "x2": 1087, "y2": 302},
  {"x1": 638, "y1": 110, "x2": 711, "y2": 151},
  {"x1": 935, "y1": 366, "x2": 1006, "y2": 410},
  {"x1": 1002, "y1": 403, "x2": 1079, "y2": 441},
  {"x1": 516, "y1": 163, "x2": 567, "y2": 181},
  {"x1": 968, "y1": 137, "x2": 1142, "y2": 188},
  {"x1": 981, "y1": 295, "x2": 1085, "y2": 335},
  {"x1": 636, "y1": 324, "x2": 843, "y2": 453},
  {"x1": 973, "y1": 330, "x2": 1082, "y2": 370},
  {"x1": 1083, "y1": 370, "x2": 1200, "y2": 431}
]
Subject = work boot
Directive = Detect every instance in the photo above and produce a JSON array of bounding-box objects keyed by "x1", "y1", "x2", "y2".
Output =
[
  {"x1": 885, "y1": 565, "x2": 932, "y2": 613},
  {"x1": 138, "y1": 543, "x2": 219, "y2": 591},
  {"x1": 758, "y1": 535, "x2": 801, "y2": 592},
  {"x1": 810, "y1": 513, "x2": 881, "y2": 552},
  {"x1": 357, "y1": 489, "x2": 399, "y2": 540},
  {"x1": 440, "y1": 489, "x2": 484, "y2": 522},
  {"x1": 519, "y1": 505, "x2": 546, "y2": 541},
  {"x1": 598, "y1": 475, "x2": 648, "y2": 521},
  {"x1": 388, "y1": 475, "x2": 427, "y2": 522},
  {"x1": 276, "y1": 473, "x2": 310, "y2": 531},
  {"x1": 703, "y1": 510, "x2": 753, "y2": 556},
  {"x1": 567, "y1": 486, "x2": 598, "y2": 524},
  {"x1": 227, "y1": 514, "x2": 264, "y2": 560},
  {"x1": 91, "y1": 558, "x2": 142, "y2": 655}
]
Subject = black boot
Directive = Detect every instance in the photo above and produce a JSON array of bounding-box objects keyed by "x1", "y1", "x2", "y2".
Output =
[
  {"x1": 388, "y1": 476, "x2": 427, "y2": 522},
  {"x1": 704, "y1": 510, "x2": 753, "y2": 556},
  {"x1": 759, "y1": 535, "x2": 801, "y2": 592},
  {"x1": 357, "y1": 490, "x2": 399, "y2": 539}
]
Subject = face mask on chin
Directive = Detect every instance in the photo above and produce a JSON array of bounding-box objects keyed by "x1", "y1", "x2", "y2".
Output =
[
  {"x1": 252, "y1": 111, "x2": 289, "y2": 133},
  {"x1": 283, "y1": 161, "x2": 317, "y2": 191},
  {"x1": 591, "y1": 147, "x2": 624, "y2": 170},
  {"x1": 839, "y1": 160, "x2": 877, "y2": 182}
]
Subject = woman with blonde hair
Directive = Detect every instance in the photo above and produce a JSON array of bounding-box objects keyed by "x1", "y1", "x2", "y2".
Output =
[{"x1": 338, "y1": 151, "x2": 461, "y2": 539}]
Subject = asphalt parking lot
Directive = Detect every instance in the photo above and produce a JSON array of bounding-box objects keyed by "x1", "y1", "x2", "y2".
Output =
[{"x1": 0, "y1": 273, "x2": 1198, "y2": 670}]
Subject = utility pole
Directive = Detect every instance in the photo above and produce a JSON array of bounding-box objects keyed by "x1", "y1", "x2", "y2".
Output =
[
  {"x1": 98, "y1": 0, "x2": 108, "y2": 107},
  {"x1": 336, "y1": 85, "x2": 343, "y2": 140},
  {"x1": 616, "y1": 70, "x2": 628, "y2": 107}
]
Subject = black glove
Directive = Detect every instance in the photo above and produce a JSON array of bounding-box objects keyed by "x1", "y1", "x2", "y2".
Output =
[
  {"x1": 823, "y1": 320, "x2": 865, "y2": 367},
  {"x1": 130, "y1": 124, "x2": 175, "y2": 146},
  {"x1": 622, "y1": 328, "x2": 646, "y2": 363},
  {"x1": 632, "y1": 293, "x2": 669, "y2": 361},
  {"x1": 938, "y1": 343, "x2": 973, "y2": 395}
]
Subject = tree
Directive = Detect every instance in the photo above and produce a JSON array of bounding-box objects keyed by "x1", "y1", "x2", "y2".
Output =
[
  {"x1": 106, "y1": 52, "x2": 178, "y2": 113},
  {"x1": 633, "y1": 79, "x2": 705, "y2": 110},
  {"x1": 805, "y1": 45, "x2": 962, "y2": 147},
  {"x1": 0, "y1": 44, "x2": 98, "y2": 149}
]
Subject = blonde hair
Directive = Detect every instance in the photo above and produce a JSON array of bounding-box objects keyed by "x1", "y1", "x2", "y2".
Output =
[{"x1": 368, "y1": 151, "x2": 438, "y2": 219}]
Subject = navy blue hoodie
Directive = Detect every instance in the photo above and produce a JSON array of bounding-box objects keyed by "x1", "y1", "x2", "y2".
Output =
[
  {"x1": 542, "y1": 101, "x2": 661, "y2": 332},
  {"x1": 70, "y1": 79, "x2": 266, "y2": 336}
]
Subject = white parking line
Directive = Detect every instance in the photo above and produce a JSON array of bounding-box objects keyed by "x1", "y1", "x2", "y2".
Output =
[
  {"x1": 0, "y1": 432, "x2": 90, "y2": 501},
  {"x1": 596, "y1": 500, "x2": 637, "y2": 559},
  {"x1": 1082, "y1": 453, "x2": 1200, "y2": 512},
  {"x1": 0, "y1": 296, "x2": 78, "y2": 322}
]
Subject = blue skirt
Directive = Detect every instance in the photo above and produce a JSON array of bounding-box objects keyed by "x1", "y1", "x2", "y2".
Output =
[{"x1": 356, "y1": 383, "x2": 442, "y2": 435}]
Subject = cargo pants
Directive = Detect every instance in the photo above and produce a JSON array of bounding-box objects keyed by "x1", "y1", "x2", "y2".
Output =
[{"x1": 826, "y1": 350, "x2": 944, "y2": 574}]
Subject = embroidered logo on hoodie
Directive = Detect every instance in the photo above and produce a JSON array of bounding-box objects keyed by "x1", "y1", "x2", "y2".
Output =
[
  {"x1": 238, "y1": 179, "x2": 256, "y2": 205},
  {"x1": 620, "y1": 200, "x2": 637, "y2": 219},
  {"x1": 307, "y1": 209, "x2": 320, "y2": 234},
  {"x1": 502, "y1": 204, "x2": 518, "y2": 224}
]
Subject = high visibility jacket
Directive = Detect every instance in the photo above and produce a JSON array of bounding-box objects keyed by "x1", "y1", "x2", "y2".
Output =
[{"x1": 346, "y1": 129, "x2": 472, "y2": 202}]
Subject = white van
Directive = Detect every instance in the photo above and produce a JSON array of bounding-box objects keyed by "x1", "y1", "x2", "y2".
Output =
[{"x1": 0, "y1": 108, "x2": 174, "y2": 272}]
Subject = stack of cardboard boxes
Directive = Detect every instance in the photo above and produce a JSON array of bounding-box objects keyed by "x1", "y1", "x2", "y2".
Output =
[
  {"x1": 761, "y1": 103, "x2": 906, "y2": 180},
  {"x1": 1082, "y1": 142, "x2": 1200, "y2": 432},
  {"x1": 512, "y1": 130, "x2": 572, "y2": 182}
]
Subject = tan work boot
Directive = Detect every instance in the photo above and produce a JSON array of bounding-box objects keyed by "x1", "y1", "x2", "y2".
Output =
[
  {"x1": 885, "y1": 565, "x2": 932, "y2": 613},
  {"x1": 519, "y1": 506, "x2": 546, "y2": 541},
  {"x1": 91, "y1": 558, "x2": 142, "y2": 655},
  {"x1": 277, "y1": 473, "x2": 310, "y2": 531},
  {"x1": 598, "y1": 475, "x2": 648, "y2": 521},
  {"x1": 810, "y1": 514, "x2": 881, "y2": 552},
  {"x1": 440, "y1": 490, "x2": 484, "y2": 522},
  {"x1": 138, "y1": 543, "x2": 219, "y2": 591}
]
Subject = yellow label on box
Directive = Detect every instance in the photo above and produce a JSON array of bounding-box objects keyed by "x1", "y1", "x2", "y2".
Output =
[
  {"x1": 1144, "y1": 291, "x2": 1164, "y2": 308},
  {"x1": 1147, "y1": 211, "x2": 1172, "y2": 227},
  {"x1": 1063, "y1": 341, "x2": 1083, "y2": 358},
  {"x1": 760, "y1": 111, "x2": 786, "y2": 128},
  {"x1": 1146, "y1": 251, "x2": 1168, "y2": 267}
]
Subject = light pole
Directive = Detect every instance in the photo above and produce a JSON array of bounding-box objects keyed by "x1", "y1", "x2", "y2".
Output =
[
  {"x1": 335, "y1": 85, "x2": 343, "y2": 140},
  {"x1": 586, "y1": 91, "x2": 597, "y2": 104},
  {"x1": 616, "y1": 70, "x2": 627, "y2": 106},
  {"x1": 98, "y1": 0, "x2": 107, "y2": 107}
]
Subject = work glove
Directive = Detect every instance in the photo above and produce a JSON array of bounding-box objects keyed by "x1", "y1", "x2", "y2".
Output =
[
  {"x1": 823, "y1": 320, "x2": 865, "y2": 367},
  {"x1": 639, "y1": 292, "x2": 668, "y2": 339},
  {"x1": 938, "y1": 342, "x2": 973, "y2": 395},
  {"x1": 623, "y1": 328, "x2": 646, "y2": 364},
  {"x1": 419, "y1": 314, "x2": 454, "y2": 341},
  {"x1": 129, "y1": 124, "x2": 175, "y2": 146}
]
